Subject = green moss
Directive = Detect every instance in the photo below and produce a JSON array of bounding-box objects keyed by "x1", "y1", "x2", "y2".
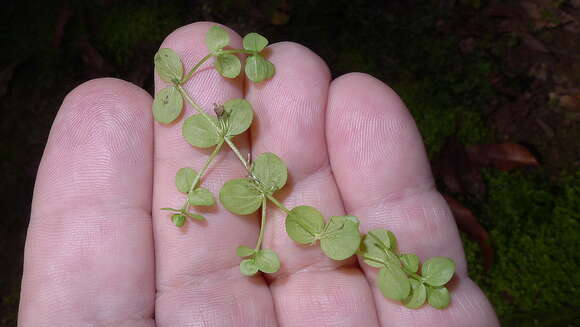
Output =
[
  {"x1": 96, "y1": 1, "x2": 183, "y2": 67},
  {"x1": 395, "y1": 80, "x2": 491, "y2": 158},
  {"x1": 463, "y1": 170, "x2": 580, "y2": 324},
  {"x1": 0, "y1": 293, "x2": 19, "y2": 326}
]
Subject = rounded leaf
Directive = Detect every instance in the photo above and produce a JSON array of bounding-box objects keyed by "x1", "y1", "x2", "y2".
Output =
[
  {"x1": 152, "y1": 86, "x2": 183, "y2": 124},
  {"x1": 223, "y1": 98, "x2": 253, "y2": 136},
  {"x1": 182, "y1": 114, "x2": 221, "y2": 148},
  {"x1": 264, "y1": 59, "x2": 275, "y2": 79},
  {"x1": 236, "y1": 245, "x2": 255, "y2": 258},
  {"x1": 359, "y1": 234, "x2": 393, "y2": 268},
  {"x1": 175, "y1": 167, "x2": 197, "y2": 193},
  {"x1": 219, "y1": 179, "x2": 262, "y2": 215},
  {"x1": 186, "y1": 213, "x2": 205, "y2": 221},
  {"x1": 205, "y1": 26, "x2": 230, "y2": 53},
  {"x1": 422, "y1": 256, "x2": 456, "y2": 287},
  {"x1": 427, "y1": 286, "x2": 451, "y2": 309},
  {"x1": 215, "y1": 53, "x2": 241, "y2": 78},
  {"x1": 255, "y1": 249, "x2": 280, "y2": 274},
  {"x1": 320, "y1": 216, "x2": 361, "y2": 260},
  {"x1": 378, "y1": 265, "x2": 411, "y2": 301},
  {"x1": 188, "y1": 188, "x2": 215, "y2": 206},
  {"x1": 240, "y1": 259, "x2": 259, "y2": 276},
  {"x1": 252, "y1": 153, "x2": 288, "y2": 193},
  {"x1": 285, "y1": 206, "x2": 325, "y2": 244},
  {"x1": 171, "y1": 214, "x2": 185, "y2": 227},
  {"x1": 366, "y1": 229, "x2": 397, "y2": 251},
  {"x1": 400, "y1": 253, "x2": 420, "y2": 273},
  {"x1": 403, "y1": 279, "x2": 427, "y2": 309},
  {"x1": 245, "y1": 55, "x2": 272, "y2": 83},
  {"x1": 154, "y1": 48, "x2": 183, "y2": 83},
  {"x1": 243, "y1": 32, "x2": 269, "y2": 52}
]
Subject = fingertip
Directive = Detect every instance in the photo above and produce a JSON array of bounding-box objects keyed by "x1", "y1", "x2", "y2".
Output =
[
  {"x1": 329, "y1": 72, "x2": 407, "y2": 121},
  {"x1": 35, "y1": 77, "x2": 154, "y2": 216},
  {"x1": 262, "y1": 41, "x2": 331, "y2": 92},
  {"x1": 160, "y1": 21, "x2": 242, "y2": 51},
  {"x1": 326, "y1": 72, "x2": 432, "y2": 210},
  {"x1": 156, "y1": 22, "x2": 243, "y2": 90}
]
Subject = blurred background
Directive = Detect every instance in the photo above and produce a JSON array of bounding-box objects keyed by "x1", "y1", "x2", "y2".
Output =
[{"x1": 1, "y1": 0, "x2": 579, "y2": 325}]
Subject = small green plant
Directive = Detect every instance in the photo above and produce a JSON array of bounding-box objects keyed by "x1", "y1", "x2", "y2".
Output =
[{"x1": 152, "y1": 25, "x2": 456, "y2": 309}]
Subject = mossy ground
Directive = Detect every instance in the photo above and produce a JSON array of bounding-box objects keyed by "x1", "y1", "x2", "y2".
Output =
[{"x1": 1, "y1": 0, "x2": 578, "y2": 325}]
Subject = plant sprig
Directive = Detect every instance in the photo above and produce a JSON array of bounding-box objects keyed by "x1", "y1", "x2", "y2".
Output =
[
  {"x1": 151, "y1": 25, "x2": 456, "y2": 309},
  {"x1": 359, "y1": 229, "x2": 456, "y2": 309}
]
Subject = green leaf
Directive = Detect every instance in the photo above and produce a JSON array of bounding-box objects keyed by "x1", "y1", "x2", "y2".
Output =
[
  {"x1": 400, "y1": 253, "x2": 420, "y2": 273},
  {"x1": 175, "y1": 167, "x2": 197, "y2": 193},
  {"x1": 427, "y1": 286, "x2": 451, "y2": 309},
  {"x1": 320, "y1": 215, "x2": 361, "y2": 260},
  {"x1": 378, "y1": 264, "x2": 411, "y2": 301},
  {"x1": 359, "y1": 241, "x2": 389, "y2": 268},
  {"x1": 223, "y1": 98, "x2": 253, "y2": 136},
  {"x1": 152, "y1": 86, "x2": 183, "y2": 124},
  {"x1": 240, "y1": 259, "x2": 259, "y2": 276},
  {"x1": 359, "y1": 231, "x2": 399, "y2": 268},
  {"x1": 285, "y1": 206, "x2": 325, "y2": 244},
  {"x1": 205, "y1": 26, "x2": 229, "y2": 53},
  {"x1": 403, "y1": 279, "x2": 427, "y2": 309},
  {"x1": 245, "y1": 55, "x2": 274, "y2": 83},
  {"x1": 255, "y1": 249, "x2": 280, "y2": 273},
  {"x1": 185, "y1": 212, "x2": 205, "y2": 221},
  {"x1": 154, "y1": 48, "x2": 183, "y2": 84},
  {"x1": 182, "y1": 114, "x2": 221, "y2": 148},
  {"x1": 264, "y1": 59, "x2": 275, "y2": 79},
  {"x1": 359, "y1": 234, "x2": 388, "y2": 268},
  {"x1": 243, "y1": 32, "x2": 268, "y2": 52},
  {"x1": 171, "y1": 214, "x2": 185, "y2": 227},
  {"x1": 236, "y1": 245, "x2": 255, "y2": 258},
  {"x1": 219, "y1": 179, "x2": 263, "y2": 215},
  {"x1": 188, "y1": 188, "x2": 215, "y2": 206},
  {"x1": 251, "y1": 153, "x2": 288, "y2": 193},
  {"x1": 215, "y1": 54, "x2": 241, "y2": 78},
  {"x1": 366, "y1": 229, "x2": 397, "y2": 251},
  {"x1": 422, "y1": 257, "x2": 456, "y2": 287}
]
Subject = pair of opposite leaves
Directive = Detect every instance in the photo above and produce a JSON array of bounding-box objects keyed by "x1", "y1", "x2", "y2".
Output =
[
  {"x1": 360, "y1": 230, "x2": 455, "y2": 309},
  {"x1": 220, "y1": 151, "x2": 362, "y2": 262},
  {"x1": 152, "y1": 26, "x2": 274, "y2": 124}
]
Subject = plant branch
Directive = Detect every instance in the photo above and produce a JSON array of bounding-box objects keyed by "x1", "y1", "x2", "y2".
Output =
[
  {"x1": 181, "y1": 53, "x2": 213, "y2": 84},
  {"x1": 182, "y1": 139, "x2": 225, "y2": 210},
  {"x1": 221, "y1": 49, "x2": 255, "y2": 55},
  {"x1": 266, "y1": 194, "x2": 290, "y2": 214},
  {"x1": 255, "y1": 196, "x2": 267, "y2": 251},
  {"x1": 176, "y1": 84, "x2": 220, "y2": 131},
  {"x1": 224, "y1": 137, "x2": 251, "y2": 171}
]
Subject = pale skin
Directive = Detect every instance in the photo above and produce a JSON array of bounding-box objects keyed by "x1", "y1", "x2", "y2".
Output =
[{"x1": 19, "y1": 22, "x2": 499, "y2": 326}]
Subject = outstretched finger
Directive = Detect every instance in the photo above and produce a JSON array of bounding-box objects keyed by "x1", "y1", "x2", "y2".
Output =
[
  {"x1": 245, "y1": 43, "x2": 379, "y2": 326},
  {"x1": 326, "y1": 73, "x2": 499, "y2": 326},
  {"x1": 20, "y1": 79, "x2": 156, "y2": 326},
  {"x1": 152, "y1": 22, "x2": 276, "y2": 326}
]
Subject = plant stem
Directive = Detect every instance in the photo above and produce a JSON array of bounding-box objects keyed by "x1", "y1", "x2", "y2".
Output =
[
  {"x1": 176, "y1": 84, "x2": 220, "y2": 131},
  {"x1": 222, "y1": 49, "x2": 255, "y2": 55},
  {"x1": 189, "y1": 139, "x2": 224, "y2": 193},
  {"x1": 181, "y1": 53, "x2": 213, "y2": 84},
  {"x1": 255, "y1": 196, "x2": 267, "y2": 251},
  {"x1": 181, "y1": 139, "x2": 225, "y2": 211},
  {"x1": 224, "y1": 137, "x2": 251, "y2": 171},
  {"x1": 266, "y1": 194, "x2": 290, "y2": 214},
  {"x1": 400, "y1": 262, "x2": 422, "y2": 281}
]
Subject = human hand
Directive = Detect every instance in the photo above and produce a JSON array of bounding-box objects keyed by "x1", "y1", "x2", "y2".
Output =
[{"x1": 19, "y1": 22, "x2": 499, "y2": 326}]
